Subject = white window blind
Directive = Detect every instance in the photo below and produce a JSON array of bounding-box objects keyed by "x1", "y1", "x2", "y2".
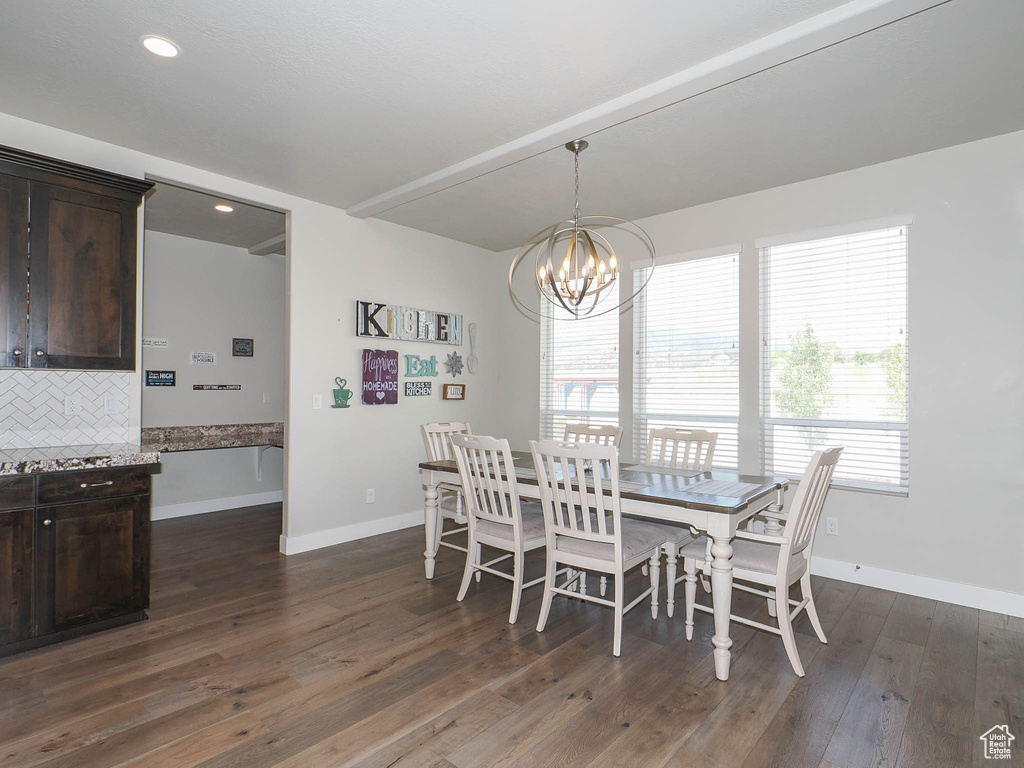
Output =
[
  {"x1": 760, "y1": 226, "x2": 909, "y2": 493},
  {"x1": 634, "y1": 253, "x2": 739, "y2": 467},
  {"x1": 539, "y1": 282, "x2": 620, "y2": 440}
]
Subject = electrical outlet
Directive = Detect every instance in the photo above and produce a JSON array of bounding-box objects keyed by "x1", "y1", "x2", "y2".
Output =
[
  {"x1": 103, "y1": 395, "x2": 119, "y2": 415},
  {"x1": 366, "y1": 488, "x2": 375, "y2": 504},
  {"x1": 63, "y1": 396, "x2": 81, "y2": 416},
  {"x1": 263, "y1": 392, "x2": 271, "y2": 404},
  {"x1": 312, "y1": 394, "x2": 322, "y2": 410},
  {"x1": 826, "y1": 517, "x2": 839, "y2": 536}
]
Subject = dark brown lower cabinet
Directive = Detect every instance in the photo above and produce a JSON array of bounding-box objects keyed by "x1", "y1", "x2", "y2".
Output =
[
  {"x1": 0, "y1": 507, "x2": 33, "y2": 645},
  {"x1": 0, "y1": 465, "x2": 153, "y2": 656},
  {"x1": 35, "y1": 495, "x2": 150, "y2": 635}
]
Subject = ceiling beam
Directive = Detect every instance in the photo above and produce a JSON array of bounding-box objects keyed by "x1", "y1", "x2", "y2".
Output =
[
  {"x1": 248, "y1": 233, "x2": 286, "y2": 256},
  {"x1": 346, "y1": 0, "x2": 949, "y2": 219}
]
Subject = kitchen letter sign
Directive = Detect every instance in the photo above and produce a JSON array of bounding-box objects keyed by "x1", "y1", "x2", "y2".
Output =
[
  {"x1": 362, "y1": 349, "x2": 399, "y2": 405},
  {"x1": 355, "y1": 300, "x2": 462, "y2": 345}
]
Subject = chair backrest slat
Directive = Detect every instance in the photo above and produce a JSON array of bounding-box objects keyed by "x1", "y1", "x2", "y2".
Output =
[
  {"x1": 563, "y1": 423, "x2": 624, "y2": 448},
  {"x1": 645, "y1": 427, "x2": 717, "y2": 471},
  {"x1": 421, "y1": 421, "x2": 472, "y2": 462},
  {"x1": 530, "y1": 439, "x2": 623, "y2": 562}
]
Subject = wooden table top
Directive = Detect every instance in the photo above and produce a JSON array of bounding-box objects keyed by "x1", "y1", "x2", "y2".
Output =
[{"x1": 420, "y1": 450, "x2": 788, "y2": 515}]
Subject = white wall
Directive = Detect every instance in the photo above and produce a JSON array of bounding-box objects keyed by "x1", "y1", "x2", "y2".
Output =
[
  {"x1": 496, "y1": 129, "x2": 1024, "y2": 605},
  {"x1": 0, "y1": 111, "x2": 503, "y2": 554},
  {"x1": 284, "y1": 205, "x2": 501, "y2": 551},
  {"x1": 142, "y1": 231, "x2": 287, "y2": 514},
  {"x1": 142, "y1": 231, "x2": 286, "y2": 426}
]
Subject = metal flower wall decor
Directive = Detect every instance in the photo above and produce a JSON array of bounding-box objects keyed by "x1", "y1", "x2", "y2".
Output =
[{"x1": 444, "y1": 352, "x2": 464, "y2": 378}]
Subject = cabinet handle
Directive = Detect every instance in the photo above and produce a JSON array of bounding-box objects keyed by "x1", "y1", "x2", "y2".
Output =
[
  {"x1": 80, "y1": 481, "x2": 114, "y2": 488},
  {"x1": 12, "y1": 348, "x2": 22, "y2": 356},
  {"x1": 35, "y1": 349, "x2": 45, "y2": 357},
  {"x1": 43, "y1": 519, "x2": 52, "y2": 526}
]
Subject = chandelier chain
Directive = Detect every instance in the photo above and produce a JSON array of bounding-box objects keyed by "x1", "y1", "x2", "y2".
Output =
[{"x1": 573, "y1": 147, "x2": 580, "y2": 237}]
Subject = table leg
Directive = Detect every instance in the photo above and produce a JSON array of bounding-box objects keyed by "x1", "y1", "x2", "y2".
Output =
[
  {"x1": 710, "y1": 535, "x2": 734, "y2": 681},
  {"x1": 424, "y1": 482, "x2": 439, "y2": 579}
]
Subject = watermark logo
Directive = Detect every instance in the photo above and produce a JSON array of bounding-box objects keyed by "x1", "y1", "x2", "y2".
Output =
[{"x1": 980, "y1": 725, "x2": 1015, "y2": 760}]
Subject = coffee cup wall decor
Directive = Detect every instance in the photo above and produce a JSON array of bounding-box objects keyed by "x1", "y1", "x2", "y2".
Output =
[{"x1": 332, "y1": 377, "x2": 353, "y2": 408}]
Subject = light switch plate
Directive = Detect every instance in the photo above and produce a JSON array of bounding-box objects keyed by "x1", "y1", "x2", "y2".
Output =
[
  {"x1": 312, "y1": 394, "x2": 323, "y2": 410},
  {"x1": 103, "y1": 395, "x2": 119, "y2": 415}
]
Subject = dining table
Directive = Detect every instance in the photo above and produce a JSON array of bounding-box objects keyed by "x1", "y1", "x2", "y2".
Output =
[{"x1": 419, "y1": 450, "x2": 788, "y2": 681}]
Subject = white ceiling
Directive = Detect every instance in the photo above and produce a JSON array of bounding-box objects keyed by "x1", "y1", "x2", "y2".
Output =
[
  {"x1": 1, "y1": 0, "x2": 1021, "y2": 252},
  {"x1": 145, "y1": 183, "x2": 286, "y2": 253}
]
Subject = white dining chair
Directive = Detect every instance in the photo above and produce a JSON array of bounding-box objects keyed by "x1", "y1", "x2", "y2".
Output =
[
  {"x1": 563, "y1": 422, "x2": 624, "y2": 597},
  {"x1": 530, "y1": 439, "x2": 693, "y2": 656},
  {"x1": 421, "y1": 421, "x2": 472, "y2": 558},
  {"x1": 645, "y1": 427, "x2": 717, "y2": 470},
  {"x1": 450, "y1": 433, "x2": 547, "y2": 624},
  {"x1": 642, "y1": 427, "x2": 719, "y2": 614},
  {"x1": 563, "y1": 423, "x2": 624, "y2": 448},
  {"x1": 677, "y1": 446, "x2": 843, "y2": 676}
]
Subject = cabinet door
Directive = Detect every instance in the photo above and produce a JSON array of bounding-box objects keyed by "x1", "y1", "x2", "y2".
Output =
[
  {"x1": 0, "y1": 508, "x2": 33, "y2": 644},
  {"x1": 35, "y1": 495, "x2": 150, "y2": 635},
  {"x1": 0, "y1": 173, "x2": 28, "y2": 367},
  {"x1": 27, "y1": 182, "x2": 137, "y2": 370}
]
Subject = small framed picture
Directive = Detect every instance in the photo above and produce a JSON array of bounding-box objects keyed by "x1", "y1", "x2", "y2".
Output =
[
  {"x1": 232, "y1": 338, "x2": 254, "y2": 357},
  {"x1": 442, "y1": 383, "x2": 466, "y2": 401}
]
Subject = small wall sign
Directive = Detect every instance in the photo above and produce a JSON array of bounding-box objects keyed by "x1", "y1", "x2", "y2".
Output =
[
  {"x1": 232, "y1": 338, "x2": 254, "y2": 357},
  {"x1": 442, "y1": 383, "x2": 466, "y2": 401},
  {"x1": 362, "y1": 349, "x2": 399, "y2": 405},
  {"x1": 356, "y1": 300, "x2": 462, "y2": 345},
  {"x1": 143, "y1": 337, "x2": 169, "y2": 349},
  {"x1": 193, "y1": 384, "x2": 241, "y2": 391},
  {"x1": 145, "y1": 370, "x2": 175, "y2": 387},
  {"x1": 190, "y1": 351, "x2": 216, "y2": 366},
  {"x1": 405, "y1": 354, "x2": 438, "y2": 377},
  {"x1": 405, "y1": 381, "x2": 432, "y2": 397}
]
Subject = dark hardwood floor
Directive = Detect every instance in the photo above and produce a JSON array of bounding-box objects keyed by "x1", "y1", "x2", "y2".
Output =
[{"x1": 0, "y1": 504, "x2": 1020, "y2": 767}]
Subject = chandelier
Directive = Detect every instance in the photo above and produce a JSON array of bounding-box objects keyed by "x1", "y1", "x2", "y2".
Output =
[{"x1": 508, "y1": 139, "x2": 655, "y2": 320}]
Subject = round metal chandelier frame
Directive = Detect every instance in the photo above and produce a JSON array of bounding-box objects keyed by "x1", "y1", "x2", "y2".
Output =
[{"x1": 508, "y1": 140, "x2": 656, "y2": 321}]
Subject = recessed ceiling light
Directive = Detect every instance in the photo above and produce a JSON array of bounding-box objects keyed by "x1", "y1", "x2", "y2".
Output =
[
  {"x1": 142, "y1": 36, "x2": 180, "y2": 58},
  {"x1": 215, "y1": 204, "x2": 234, "y2": 213}
]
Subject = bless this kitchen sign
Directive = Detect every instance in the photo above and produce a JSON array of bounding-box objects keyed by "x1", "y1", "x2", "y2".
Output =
[{"x1": 355, "y1": 300, "x2": 462, "y2": 345}]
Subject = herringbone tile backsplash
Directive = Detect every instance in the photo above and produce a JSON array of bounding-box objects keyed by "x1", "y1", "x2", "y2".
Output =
[{"x1": 0, "y1": 370, "x2": 131, "y2": 449}]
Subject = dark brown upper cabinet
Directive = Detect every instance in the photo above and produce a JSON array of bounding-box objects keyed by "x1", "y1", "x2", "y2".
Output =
[{"x1": 0, "y1": 145, "x2": 152, "y2": 371}]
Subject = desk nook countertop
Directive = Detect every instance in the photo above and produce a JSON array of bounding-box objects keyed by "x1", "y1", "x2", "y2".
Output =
[{"x1": 140, "y1": 422, "x2": 284, "y2": 452}]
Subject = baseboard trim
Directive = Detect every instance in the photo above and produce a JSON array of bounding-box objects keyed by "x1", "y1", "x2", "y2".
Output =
[
  {"x1": 810, "y1": 556, "x2": 1024, "y2": 619},
  {"x1": 279, "y1": 510, "x2": 422, "y2": 555},
  {"x1": 152, "y1": 490, "x2": 284, "y2": 521}
]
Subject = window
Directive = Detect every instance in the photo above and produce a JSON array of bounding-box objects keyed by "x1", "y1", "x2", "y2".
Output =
[
  {"x1": 634, "y1": 252, "x2": 739, "y2": 467},
  {"x1": 539, "y1": 282, "x2": 620, "y2": 440},
  {"x1": 760, "y1": 224, "x2": 909, "y2": 493}
]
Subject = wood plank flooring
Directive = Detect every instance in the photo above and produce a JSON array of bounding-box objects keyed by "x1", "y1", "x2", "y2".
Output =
[{"x1": 0, "y1": 504, "x2": 1020, "y2": 767}]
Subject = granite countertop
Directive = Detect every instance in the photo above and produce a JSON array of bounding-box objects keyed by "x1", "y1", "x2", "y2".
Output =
[
  {"x1": 140, "y1": 422, "x2": 284, "y2": 452},
  {"x1": 0, "y1": 443, "x2": 161, "y2": 476}
]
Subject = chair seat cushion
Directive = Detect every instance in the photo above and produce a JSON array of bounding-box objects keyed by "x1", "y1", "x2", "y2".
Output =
[
  {"x1": 556, "y1": 518, "x2": 691, "y2": 563},
  {"x1": 439, "y1": 493, "x2": 462, "y2": 516},
  {"x1": 474, "y1": 502, "x2": 546, "y2": 543},
  {"x1": 679, "y1": 535, "x2": 805, "y2": 577}
]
